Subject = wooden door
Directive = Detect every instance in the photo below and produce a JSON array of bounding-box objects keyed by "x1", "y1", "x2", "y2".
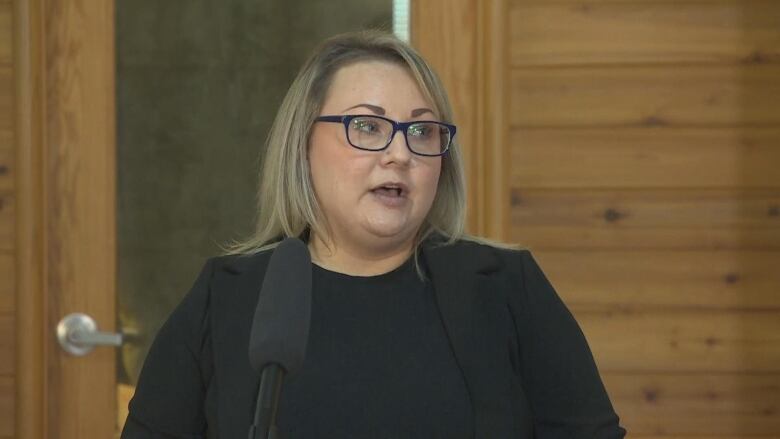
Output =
[{"x1": 15, "y1": 0, "x2": 118, "y2": 437}]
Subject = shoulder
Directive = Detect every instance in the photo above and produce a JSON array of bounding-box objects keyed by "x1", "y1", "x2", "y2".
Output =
[
  {"x1": 173, "y1": 250, "x2": 273, "y2": 315},
  {"x1": 422, "y1": 235, "x2": 533, "y2": 276},
  {"x1": 208, "y1": 248, "x2": 274, "y2": 277}
]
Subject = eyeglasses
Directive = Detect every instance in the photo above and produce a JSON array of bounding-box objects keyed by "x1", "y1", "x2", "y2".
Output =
[{"x1": 314, "y1": 114, "x2": 456, "y2": 157}]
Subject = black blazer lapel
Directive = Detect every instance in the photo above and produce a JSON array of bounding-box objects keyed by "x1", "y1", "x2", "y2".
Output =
[{"x1": 422, "y1": 239, "x2": 520, "y2": 438}]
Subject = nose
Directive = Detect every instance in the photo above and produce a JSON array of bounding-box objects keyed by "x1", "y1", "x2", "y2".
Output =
[{"x1": 381, "y1": 128, "x2": 412, "y2": 166}]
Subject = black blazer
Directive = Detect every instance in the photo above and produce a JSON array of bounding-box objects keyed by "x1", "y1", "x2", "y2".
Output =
[{"x1": 122, "y1": 238, "x2": 626, "y2": 438}]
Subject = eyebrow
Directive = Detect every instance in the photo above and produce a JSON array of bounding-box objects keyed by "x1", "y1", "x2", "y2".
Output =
[{"x1": 342, "y1": 103, "x2": 435, "y2": 118}]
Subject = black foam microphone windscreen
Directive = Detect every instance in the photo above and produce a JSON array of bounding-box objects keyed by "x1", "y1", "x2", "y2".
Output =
[{"x1": 248, "y1": 237, "x2": 312, "y2": 376}]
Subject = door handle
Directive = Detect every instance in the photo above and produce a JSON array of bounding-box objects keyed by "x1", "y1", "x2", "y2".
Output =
[{"x1": 57, "y1": 312, "x2": 123, "y2": 356}]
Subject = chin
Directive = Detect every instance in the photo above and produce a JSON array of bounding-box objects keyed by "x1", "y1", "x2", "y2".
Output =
[{"x1": 362, "y1": 220, "x2": 417, "y2": 240}]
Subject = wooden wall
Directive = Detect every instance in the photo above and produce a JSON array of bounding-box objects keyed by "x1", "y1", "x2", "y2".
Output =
[
  {"x1": 0, "y1": 0, "x2": 15, "y2": 436},
  {"x1": 510, "y1": 0, "x2": 780, "y2": 436},
  {"x1": 416, "y1": 0, "x2": 780, "y2": 436}
]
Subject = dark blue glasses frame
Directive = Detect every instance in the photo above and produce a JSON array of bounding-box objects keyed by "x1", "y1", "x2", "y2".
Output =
[{"x1": 314, "y1": 114, "x2": 456, "y2": 157}]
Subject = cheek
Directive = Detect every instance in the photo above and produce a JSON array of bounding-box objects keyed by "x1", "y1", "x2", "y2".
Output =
[
  {"x1": 309, "y1": 142, "x2": 369, "y2": 204},
  {"x1": 417, "y1": 160, "x2": 443, "y2": 205}
]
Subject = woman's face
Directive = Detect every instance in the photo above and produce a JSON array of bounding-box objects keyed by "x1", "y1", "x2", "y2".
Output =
[{"x1": 308, "y1": 60, "x2": 442, "y2": 252}]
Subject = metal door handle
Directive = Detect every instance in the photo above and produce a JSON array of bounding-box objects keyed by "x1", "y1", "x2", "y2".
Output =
[{"x1": 57, "y1": 312, "x2": 123, "y2": 356}]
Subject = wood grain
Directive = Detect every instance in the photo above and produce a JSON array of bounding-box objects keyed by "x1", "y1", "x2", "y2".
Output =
[
  {"x1": 0, "y1": 253, "x2": 12, "y2": 313},
  {"x1": 511, "y1": 64, "x2": 780, "y2": 127},
  {"x1": 0, "y1": 376, "x2": 13, "y2": 437},
  {"x1": 0, "y1": 1, "x2": 10, "y2": 65},
  {"x1": 413, "y1": 0, "x2": 510, "y2": 239},
  {"x1": 576, "y1": 309, "x2": 780, "y2": 373},
  {"x1": 512, "y1": 189, "x2": 780, "y2": 229},
  {"x1": 506, "y1": 0, "x2": 780, "y2": 437},
  {"x1": 509, "y1": 189, "x2": 780, "y2": 250},
  {"x1": 117, "y1": 383, "x2": 134, "y2": 434},
  {"x1": 511, "y1": 1, "x2": 780, "y2": 66},
  {"x1": 604, "y1": 373, "x2": 780, "y2": 435},
  {"x1": 511, "y1": 225, "x2": 780, "y2": 252},
  {"x1": 0, "y1": 146, "x2": 14, "y2": 193},
  {"x1": 15, "y1": 0, "x2": 46, "y2": 434},
  {"x1": 509, "y1": 127, "x2": 780, "y2": 188},
  {"x1": 42, "y1": 0, "x2": 117, "y2": 437},
  {"x1": 412, "y1": 0, "x2": 480, "y2": 232},
  {"x1": 0, "y1": 65, "x2": 10, "y2": 149},
  {"x1": 474, "y1": 0, "x2": 509, "y2": 240},
  {"x1": 0, "y1": 193, "x2": 12, "y2": 252},
  {"x1": 533, "y1": 250, "x2": 780, "y2": 310},
  {"x1": 0, "y1": 315, "x2": 13, "y2": 375}
]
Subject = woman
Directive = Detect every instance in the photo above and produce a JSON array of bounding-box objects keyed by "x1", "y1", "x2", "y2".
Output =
[{"x1": 122, "y1": 31, "x2": 626, "y2": 438}]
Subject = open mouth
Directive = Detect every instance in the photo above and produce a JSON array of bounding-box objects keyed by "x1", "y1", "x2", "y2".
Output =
[{"x1": 371, "y1": 183, "x2": 407, "y2": 198}]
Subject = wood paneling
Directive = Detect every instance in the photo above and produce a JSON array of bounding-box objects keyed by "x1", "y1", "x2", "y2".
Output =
[
  {"x1": 0, "y1": 376, "x2": 13, "y2": 437},
  {"x1": 534, "y1": 250, "x2": 780, "y2": 310},
  {"x1": 509, "y1": 128, "x2": 780, "y2": 188},
  {"x1": 508, "y1": 0, "x2": 780, "y2": 435},
  {"x1": 510, "y1": 189, "x2": 780, "y2": 250},
  {"x1": 511, "y1": 1, "x2": 780, "y2": 66},
  {"x1": 0, "y1": 315, "x2": 13, "y2": 375},
  {"x1": 0, "y1": 0, "x2": 13, "y2": 436},
  {"x1": 511, "y1": 65, "x2": 780, "y2": 128},
  {"x1": 603, "y1": 373, "x2": 780, "y2": 435},
  {"x1": 577, "y1": 310, "x2": 780, "y2": 373},
  {"x1": 0, "y1": 65, "x2": 10, "y2": 147},
  {"x1": 0, "y1": 254, "x2": 12, "y2": 313},
  {"x1": 0, "y1": 1, "x2": 9, "y2": 65},
  {"x1": 513, "y1": 189, "x2": 780, "y2": 233},
  {"x1": 512, "y1": 225, "x2": 780, "y2": 251},
  {"x1": 0, "y1": 146, "x2": 14, "y2": 193},
  {"x1": 0, "y1": 0, "x2": 11, "y2": 151},
  {"x1": 0, "y1": 194, "x2": 12, "y2": 252}
]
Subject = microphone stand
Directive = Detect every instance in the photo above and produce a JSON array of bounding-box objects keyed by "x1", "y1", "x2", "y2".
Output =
[{"x1": 248, "y1": 364, "x2": 285, "y2": 439}]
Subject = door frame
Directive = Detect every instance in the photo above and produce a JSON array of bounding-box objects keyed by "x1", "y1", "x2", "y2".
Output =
[{"x1": 15, "y1": 0, "x2": 117, "y2": 437}]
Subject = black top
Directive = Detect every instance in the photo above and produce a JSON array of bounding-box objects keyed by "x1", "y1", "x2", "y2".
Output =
[
  {"x1": 276, "y1": 257, "x2": 472, "y2": 438},
  {"x1": 121, "y1": 238, "x2": 627, "y2": 438}
]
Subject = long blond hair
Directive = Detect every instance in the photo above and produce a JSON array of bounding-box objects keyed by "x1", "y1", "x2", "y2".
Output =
[{"x1": 225, "y1": 30, "x2": 468, "y2": 257}]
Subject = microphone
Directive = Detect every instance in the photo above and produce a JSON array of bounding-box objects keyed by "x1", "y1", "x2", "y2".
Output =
[{"x1": 248, "y1": 238, "x2": 312, "y2": 439}]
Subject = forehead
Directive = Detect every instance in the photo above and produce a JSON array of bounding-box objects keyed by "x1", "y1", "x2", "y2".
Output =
[{"x1": 322, "y1": 60, "x2": 433, "y2": 113}]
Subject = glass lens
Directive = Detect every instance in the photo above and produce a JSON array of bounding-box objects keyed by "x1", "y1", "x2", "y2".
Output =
[
  {"x1": 348, "y1": 116, "x2": 393, "y2": 149},
  {"x1": 408, "y1": 122, "x2": 449, "y2": 155}
]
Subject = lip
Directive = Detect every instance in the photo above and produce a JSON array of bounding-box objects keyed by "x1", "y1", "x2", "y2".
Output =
[{"x1": 370, "y1": 181, "x2": 409, "y2": 196}]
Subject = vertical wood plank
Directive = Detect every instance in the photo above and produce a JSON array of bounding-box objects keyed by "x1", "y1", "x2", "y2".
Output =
[
  {"x1": 412, "y1": 0, "x2": 509, "y2": 239},
  {"x1": 15, "y1": 0, "x2": 46, "y2": 435},
  {"x1": 43, "y1": 0, "x2": 117, "y2": 436},
  {"x1": 0, "y1": 376, "x2": 14, "y2": 437},
  {"x1": 475, "y1": 0, "x2": 508, "y2": 240},
  {"x1": 412, "y1": 0, "x2": 479, "y2": 232}
]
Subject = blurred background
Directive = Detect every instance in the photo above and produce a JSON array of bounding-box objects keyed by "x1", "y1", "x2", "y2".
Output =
[{"x1": 1, "y1": 0, "x2": 779, "y2": 437}]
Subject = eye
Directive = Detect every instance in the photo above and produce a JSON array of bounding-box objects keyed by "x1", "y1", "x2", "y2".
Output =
[
  {"x1": 408, "y1": 123, "x2": 433, "y2": 139},
  {"x1": 351, "y1": 118, "x2": 382, "y2": 135}
]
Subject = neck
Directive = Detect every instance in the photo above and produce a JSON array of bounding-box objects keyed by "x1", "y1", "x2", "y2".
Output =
[{"x1": 307, "y1": 232, "x2": 415, "y2": 276}]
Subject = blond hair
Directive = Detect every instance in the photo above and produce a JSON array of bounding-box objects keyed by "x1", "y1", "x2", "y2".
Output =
[{"x1": 225, "y1": 30, "x2": 470, "y2": 258}]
